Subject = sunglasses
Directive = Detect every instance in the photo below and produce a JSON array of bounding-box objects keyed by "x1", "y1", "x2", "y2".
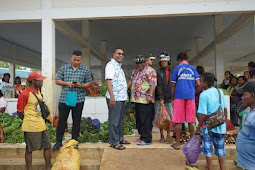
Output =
[{"x1": 115, "y1": 52, "x2": 124, "y2": 56}]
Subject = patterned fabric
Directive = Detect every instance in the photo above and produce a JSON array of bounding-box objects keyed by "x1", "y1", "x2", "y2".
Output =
[
  {"x1": 17, "y1": 86, "x2": 46, "y2": 132},
  {"x1": 105, "y1": 59, "x2": 128, "y2": 101},
  {"x1": 55, "y1": 64, "x2": 92, "y2": 103},
  {"x1": 0, "y1": 82, "x2": 14, "y2": 98},
  {"x1": 202, "y1": 132, "x2": 226, "y2": 157},
  {"x1": 14, "y1": 84, "x2": 25, "y2": 98},
  {"x1": 130, "y1": 65, "x2": 157, "y2": 104}
]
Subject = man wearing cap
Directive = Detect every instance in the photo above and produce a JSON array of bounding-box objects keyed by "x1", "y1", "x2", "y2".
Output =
[
  {"x1": 128, "y1": 55, "x2": 157, "y2": 145},
  {"x1": 236, "y1": 81, "x2": 255, "y2": 170},
  {"x1": 17, "y1": 72, "x2": 51, "y2": 170},
  {"x1": 154, "y1": 51, "x2": 173, "y2": 144},
  {"x1": 145, "y1": 53, "x2": 156, "y2": 67},
  {"x1": 105, "y1": 48, "x2": 129, "y2": 150},
  {"x1": 54, "y1": 50, "x2": 92, "y2": 150}
]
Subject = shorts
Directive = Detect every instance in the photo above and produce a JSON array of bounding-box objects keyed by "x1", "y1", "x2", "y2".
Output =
[
  {"x1": 24, "y1": 130, "x2": 52, "y2": 153},
  {"x1": 153, "y1": 100, "x2": 173, "y2": 127},
  {"x1": 202, "y1": 132, "x2": 226, "y2": 157},
  {"x1": 172, "y1": 99, "x2": 196, "y2": 123}
]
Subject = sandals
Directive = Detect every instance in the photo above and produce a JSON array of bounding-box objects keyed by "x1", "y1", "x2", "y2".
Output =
[
  {"x1": 120, "y1": 140, "x2": 130, "y2": 144},
  {"x1": 171, "y1": 143, "x2": 181, "y2": 150},
  {"x1": 165, "y1": 137, "x2": 171, "y2": 144},
  {"x1": 110, "y1": 144, "x2": 125, "y2": 150},
  {"x1": 158, "y1": 138, "x2": 165, "y2": 143},
  {"x1": 137, "y1": 141, "x2": 151, "y2": 145}
]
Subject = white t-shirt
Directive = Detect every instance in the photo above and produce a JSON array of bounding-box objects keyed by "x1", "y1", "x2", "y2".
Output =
[{"x1": 0, "y1": 97, "x2": 8, "y2": 109}]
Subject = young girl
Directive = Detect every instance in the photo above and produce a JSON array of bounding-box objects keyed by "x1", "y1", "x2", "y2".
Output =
[
  {"x1": 221, "y1": 71, "x2": 231, "y2": 89},
  {"x1": 196, "y1": 73, "x2": 227, "y2": 170}
]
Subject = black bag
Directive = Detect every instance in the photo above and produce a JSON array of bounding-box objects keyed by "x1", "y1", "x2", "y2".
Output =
[
  {"x1": 205, "y1": 89, "x2": 226, "y2": 129},
  {"x1": 32, "y1": 92, "x2": 50, "y2": 119}
]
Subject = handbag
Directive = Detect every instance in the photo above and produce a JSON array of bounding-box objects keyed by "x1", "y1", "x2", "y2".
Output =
[
  {"x1": 32, "y1": 92, "x2": 50, "y2": 120},
  {"x1": 205, "y1": 88, "x2": 226, "y2": 129},
  {"x1": 65, "y1": 87, "x2": 77, "y2": 107}
]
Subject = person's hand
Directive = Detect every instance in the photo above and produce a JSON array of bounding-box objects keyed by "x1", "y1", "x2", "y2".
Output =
[
  {"x1": 0, "y1": 131, "x2": 4, "y2": 143},
  {"x1": 195, "y1": 128, "x2": 201, "y2": 135},
  {"x1": 73, "y1": 82, "x2": 82, "y2": 88},
  {"x1": 110, "y1": 97, "x2": 116, "y2": 107},
  {"x1": 66, "y1": 82, "x2": 74, "y2": 87},
  {"x1": 146, "y1": 96, "x2": 153, "y2": 103},
  {"x1": 160, "y1": 99, "x2": 164, "y2": 106}
]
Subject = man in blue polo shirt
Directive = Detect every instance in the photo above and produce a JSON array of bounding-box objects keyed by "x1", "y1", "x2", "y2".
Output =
[{"x1": 171, "y1": 52, "x2": 200, "y2": 150}]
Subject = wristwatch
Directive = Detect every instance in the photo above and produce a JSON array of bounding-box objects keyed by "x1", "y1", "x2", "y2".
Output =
[{"x1": 148, "y1": 94, "x2": 153, "y2": 97}]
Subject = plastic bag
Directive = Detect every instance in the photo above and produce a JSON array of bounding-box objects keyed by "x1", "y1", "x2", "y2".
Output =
[
  {"x1": 52, "y1": 139, "x2": 80, "y2": 170},
  {"x1": 226, "y1": 119, "x2": 235, "y2": 131},
  {"x1": 182, "y1": 135, "x2": 201, "y2": 164},
  {"x1": 157, "y1": 106, "x2": 171, "y2": 130}
]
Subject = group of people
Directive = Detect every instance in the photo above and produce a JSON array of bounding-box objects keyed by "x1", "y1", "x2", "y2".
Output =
[
  {"x1": 0, "y1": 73, "x2": 25, "y2": 99},
  {"x1": 0, "y1": 48, "x2": 254, "y2": 170},
  {"x1": 220, "y1": 61, "x2": 255, "y2": 126}
]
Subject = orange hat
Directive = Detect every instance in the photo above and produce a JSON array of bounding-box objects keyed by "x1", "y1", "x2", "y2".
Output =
[{"x1": 27, "y1": 72, "x2": 46, "y2": 81}]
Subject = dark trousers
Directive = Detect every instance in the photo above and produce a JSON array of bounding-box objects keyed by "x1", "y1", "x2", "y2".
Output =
[
  {"x1": 106, "y1": 98, "x2": 126, "y2": 145},
  {"x1": 135, "y1": 103, "x2": 154, "y2": 143},
  {"x1": 56, "y1": 102, "x2": 84, "y2": 143}
]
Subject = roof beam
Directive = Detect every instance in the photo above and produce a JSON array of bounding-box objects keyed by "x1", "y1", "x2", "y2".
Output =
[
  {"x1": 55, "y1": 21, "x2": 107, "y2": 61},
  {"x1": 190, "y1": 12, "x2": 255, "y2": 64}
]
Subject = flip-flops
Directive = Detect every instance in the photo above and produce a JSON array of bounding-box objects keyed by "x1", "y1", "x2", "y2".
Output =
[
  {"x1": 110, "y1": 144, "x2": 125, "y2": 150},
  {"x1": 171, "y1": 144, "x2": 181, "y2": 150},
  {"x1": 137, "y1": 141, "x2": 151, "y2": 145},
  {"x1": 120, "y1": 140, "x2": 131, "y2": 144},
  {"x1": 134, "y1": 139, "x2": 141, "y2": 143}
]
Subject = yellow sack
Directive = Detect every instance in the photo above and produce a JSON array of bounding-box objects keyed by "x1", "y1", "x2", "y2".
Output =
[{"x1": 52, "y1": 139, "x2": 80, "y2": 170}]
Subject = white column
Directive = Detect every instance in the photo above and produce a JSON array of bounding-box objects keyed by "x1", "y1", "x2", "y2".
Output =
[
  {"x1": 41, "y1": 0, "x2": 56, "y2": 116},
  {"x1": 196, "y1": 37, "x2": 203, "y2": 66},
  {"x1": 214, "y1": 15, "x2": 224, "y2": 87},
  {"x1": 9, "y1": 44, "x2": 16, "y2": 84},
  {"x1": 101, "y1": 41, "x2": 107, "y2": 81},
  {"x1": 82, "y1": 20, "x2": 90, "y2": 69}
]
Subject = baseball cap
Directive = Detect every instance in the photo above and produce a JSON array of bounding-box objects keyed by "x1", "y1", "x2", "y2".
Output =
[
  {"x1": 144, "y1": 53, "x2": 156, "y2": 60},
  {"x1": 134, "y1": 55, "x2": 146, "y2": 63},
  {"x1": 242, "y1": 81, "x2": 255, "y2": 93},
  {"x1": 27, "y1": 72, "x2": 46, "y2": 81}
]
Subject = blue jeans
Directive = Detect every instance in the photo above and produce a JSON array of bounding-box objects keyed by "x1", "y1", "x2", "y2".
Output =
[{"x1": 106, "y1": 98, "x2": 126, "y2": 145}]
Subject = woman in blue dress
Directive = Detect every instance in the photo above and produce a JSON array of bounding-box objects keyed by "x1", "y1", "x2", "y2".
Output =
[{"x1": 236, "y1": 81, "x2": 255, "y2": 170}]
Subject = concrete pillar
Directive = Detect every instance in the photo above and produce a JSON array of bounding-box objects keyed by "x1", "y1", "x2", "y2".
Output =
[
  {"x1": 196, "y1": 37, "x2": 203, "y2": 66},
  {"x1": 82, "y1": 20, "x2": 90, "y2": 69},
  {"x1": 101, "y1": 41, "x2": 107, "y2": 81},
  {"x1": 254, "y1": 15, "x2": 255, "y2": 40},
  {"x1": 41, "y1": 0, "x2": 56, "y2": 116},
  {"x1": 9, "y1": 63, "x2": 15, "y2": 84},
  {"x1": 9, "y1": 44, "x2": 16, "y2": 84},
  {"x1": 214, "y1": 15, "x2": 224, "y2": 87}
]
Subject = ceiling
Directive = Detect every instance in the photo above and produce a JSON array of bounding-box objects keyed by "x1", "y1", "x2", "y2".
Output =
[{"x1": 0, "y1": 13, "x2": 254, "y2": 72}]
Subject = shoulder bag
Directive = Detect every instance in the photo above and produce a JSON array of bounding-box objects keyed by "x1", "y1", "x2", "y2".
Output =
[
  {"x1": 205, "y1": 88, "x2": 226, "y2": 129},
  {"x1": 32, "y1": 92, "x2": 50, "y2": 119}
]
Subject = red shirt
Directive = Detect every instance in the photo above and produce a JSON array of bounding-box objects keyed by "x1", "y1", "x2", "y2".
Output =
[{"x1": 165, "y1": 69, "x2": 170, "y2": 84}]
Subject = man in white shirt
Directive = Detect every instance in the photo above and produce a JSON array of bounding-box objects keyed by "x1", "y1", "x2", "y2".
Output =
[{"x1": 105, "y1": 48, "x2": 129, "y2": 150}]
